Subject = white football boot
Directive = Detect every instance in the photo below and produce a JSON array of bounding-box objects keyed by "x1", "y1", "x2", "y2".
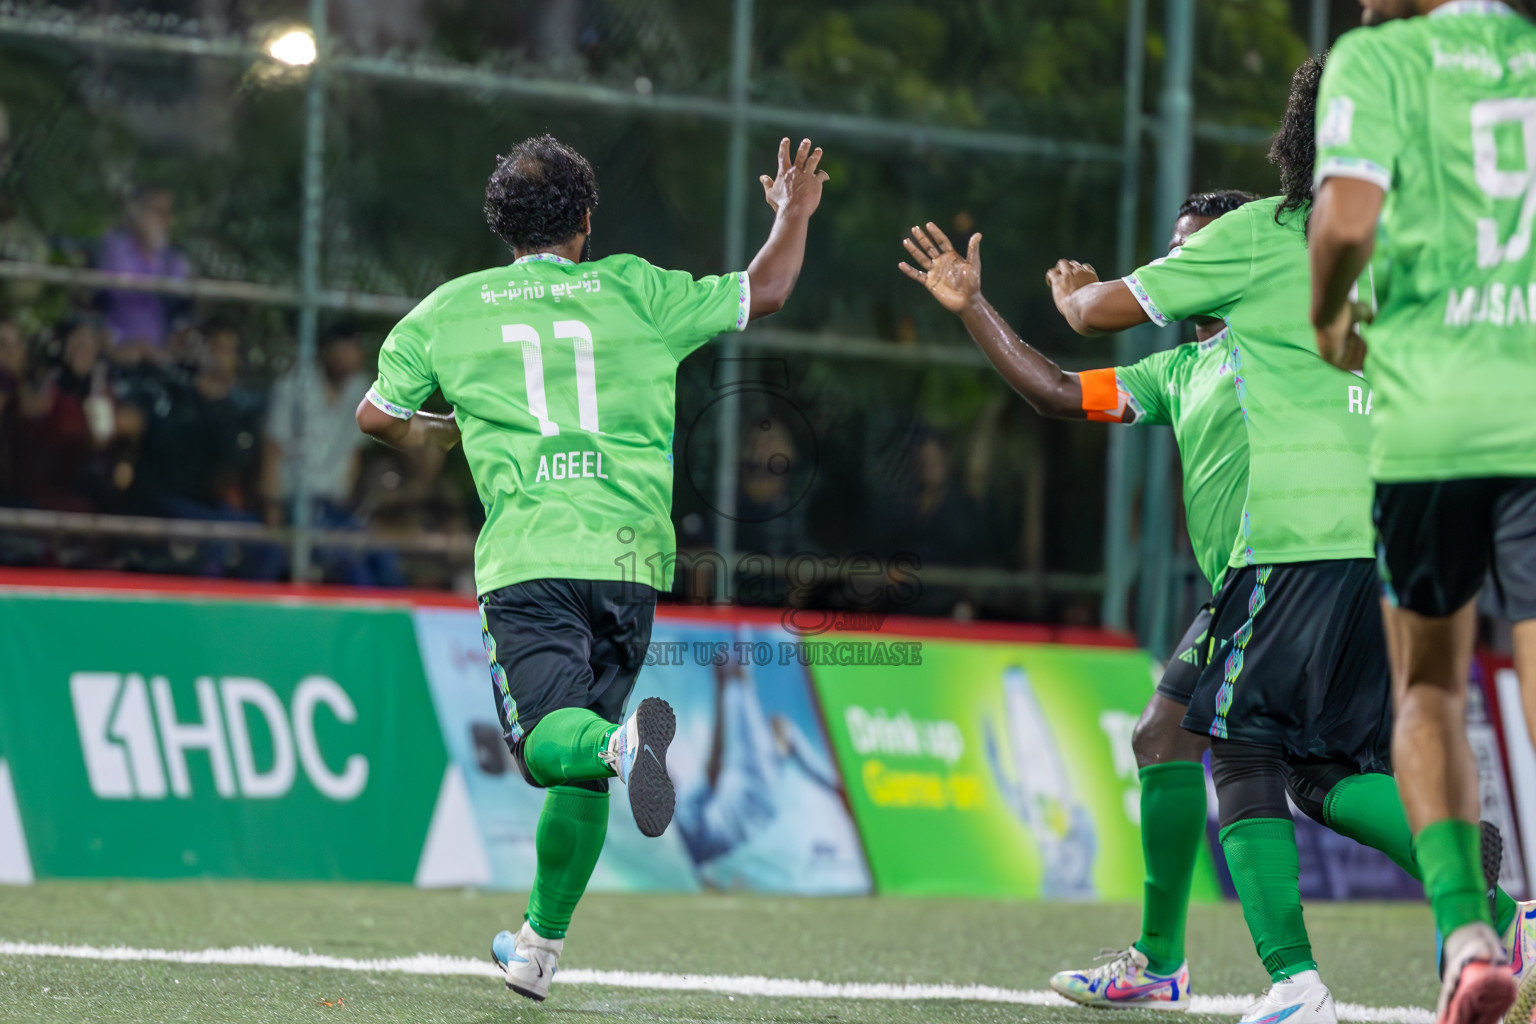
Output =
[
  {"x1": 491, "y1": 921, "x2": 561, "y2": 1002},
  {"x1": 1236, "y1": 969, "x2": 1336, "y2": 1024},
  {"x1": 1049, "y1": 945, "x2": 1191, "y2": 1010},
  {"x1": 601, "y1": 696, "x2": 677, "y2": 837}
]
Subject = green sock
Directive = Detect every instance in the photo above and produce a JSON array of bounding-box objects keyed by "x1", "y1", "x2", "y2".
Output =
[
  {"x1": 1220, "y1": 817, "x2": 1317, "y2": 981},
  {"x1": 525, "y1": 785, "x2": 610, "y2": 940},
  {"x1": 1133, "y1": 761, "x2": 1207, "y2": 974},
  {"x1": 1416, "y1": 818, "x2": 1494, "y2": 938},
  {"x1": 1322, "y1": 774, "x2": 1518, "y2": 933},
  {"x1": 1322, "y1": 772, "x2": 1420, "y2": 878},
  {"x1": 523, "y1": 708, "x2": 619, "y2": 787}
]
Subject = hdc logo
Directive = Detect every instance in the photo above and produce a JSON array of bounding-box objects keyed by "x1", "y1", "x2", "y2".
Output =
[{"x1": 69, "y1": 673, "x2": 368, "y2": 801}]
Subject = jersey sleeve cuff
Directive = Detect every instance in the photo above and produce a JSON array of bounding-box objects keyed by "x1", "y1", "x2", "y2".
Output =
[
  {"x1": 1118, "y1": 386, "x2": 1145, "y2": 425},
  {"x1": 1314, "y1": 156, "x2": 1392, "y2": 193},
  {"x1": 365, "y1": 386, "x2": 416, "y2": 420},
  {"x1": 735, "y1": 271, "x2": 751, "y2": 332},
  {"x1": 1123, "y1": 273, "x2": 1173, "y2": 328}
]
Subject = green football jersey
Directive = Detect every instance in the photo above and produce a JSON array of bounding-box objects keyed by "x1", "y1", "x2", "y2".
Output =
[
  {"x1": 1316, "y1": 1, "x2": 1536, "y2": 482},
  {"x1": 1113, "y1": 334, "x2": 1249, "y2": 592},
  {"x1": 1126, "y1": 197, "x2": 1376, "y2": 568},
  {"x1": 367, "y1": 252, "x2": 749, "y2": 596}
]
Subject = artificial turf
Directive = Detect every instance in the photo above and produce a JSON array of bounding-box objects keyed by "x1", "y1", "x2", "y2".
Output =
[{"x1": 0, "y1": 882, "x2": 1438, "y2": 1023}]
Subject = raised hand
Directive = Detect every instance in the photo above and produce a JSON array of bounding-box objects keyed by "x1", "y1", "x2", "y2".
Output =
[
  {"x1": 761, "y1": 138, "x2": 829, "y2": 219},
  {"x1": 899, "y1": 222, "x2": 982, "y2": 314}
]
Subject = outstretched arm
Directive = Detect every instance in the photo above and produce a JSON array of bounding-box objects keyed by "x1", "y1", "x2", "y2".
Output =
[
  {"x1": 356, "y1": 399, "x2": 461, "y2": 451},
  {"x1": 1309, "y1": 176, "x2": 1382, "y2": 371},
  {"x1": 1047, "y1": 260, "x2": 1150, "y2": 336},
  {"x1": 898, "y1": 223, "x2": 1084, "y2": 420},
  {"x1": 746, "y1": 138, "x2": 829, "y2": 320}
]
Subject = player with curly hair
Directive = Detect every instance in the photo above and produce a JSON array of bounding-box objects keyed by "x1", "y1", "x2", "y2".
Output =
[
  {"x1": 355, "y1": 133, "x2": 828, "y2": 1002},
  {"x1": 904, "y1": 54, "x2": 1532, "y2": 1024},
  {"x1": 897, "y1": 187, "x2": 1256, "y2": 1010}
]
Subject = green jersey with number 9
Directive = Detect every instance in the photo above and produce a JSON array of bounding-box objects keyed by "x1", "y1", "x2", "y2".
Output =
[
  {"x1": 366, "y1": 252, "x2": 749, "y2": 596},
  {"x1": 1316, "y1": 1, "x2": 1536, "y2": 482}
]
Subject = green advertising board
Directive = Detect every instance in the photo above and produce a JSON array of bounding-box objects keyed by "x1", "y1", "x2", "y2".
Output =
[
  {"x1": 0, "y1": 593, "x2": 446, "y2": 881},
  {"x1": 811, "y1": 640, "x2": 1223, "y2": 900},
  {"x1": 0, "y1": 580, "x2": 1221, "y2": 899}
]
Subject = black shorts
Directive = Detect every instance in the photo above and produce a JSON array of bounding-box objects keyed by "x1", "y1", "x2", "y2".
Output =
[
  {"x1": 1183, "y1": 559, "x2": 1392, "y2": 773},
  {"x1": 480, "y1": 578, "x2": 657, "y2": 786},
  {"x1": 1375, "y1": 477, "x2": 1536, "y2": 621},
  {"x1": 1156, "y1": 603, "x2": 1214, "y2": 705}
]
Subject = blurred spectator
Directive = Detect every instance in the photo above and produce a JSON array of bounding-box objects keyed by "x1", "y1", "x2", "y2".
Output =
[
  {"x1": 97, "y1": 186, "x2": 190, "y2": 358},
  {"x1": 262, "y1": 322, "x2": 401, "y2": 586},
  {"x1": 896, "y1": 430, "x2": 986, "y2": 566},
  {"x1": 730, "y1": 415, "x2": 816, "y2": 607},
  {"x1": 0, "y1": 319, "x2": 26, "y2": 502},
  {"x1": 262, "y1": 322, "x2": 367, "y2": 521},
  {"x1": 127, "y1": 321, "x2": 275, "y2": 576},
  {"x1": 11, "y1": 316, "x2": 115, "y2": 512},
  {"x1": 355, "y1": 443, "x2": 475, "y2": 591},
  {"x1": 736, "y1": 416, "x2": 812, "y2": 557},
  {"x1": 0, "y1": 101, "x2": 49, "y2": 318},
  {"x1": 868, "y1": 426, "x2": 988, "y2": 616},
  {"x1": 133, "y1": 323, "x2": 263, "y2": 513},
  {"x1": 355, "y1": 443, "x2": 451, "y2": 527},
  {"x1": 333, "y1": 0, "x2": 427, "y2": 53}
]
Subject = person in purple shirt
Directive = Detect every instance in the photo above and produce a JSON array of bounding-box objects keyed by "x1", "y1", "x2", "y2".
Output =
[{"x1": 97, "y1": 186, "x2": 190, "y2": 359}]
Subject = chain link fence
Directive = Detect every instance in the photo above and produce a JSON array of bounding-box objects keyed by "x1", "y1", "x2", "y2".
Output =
[{"x1": 0, "y1": 0, "x2": 1318, "y2": 641}]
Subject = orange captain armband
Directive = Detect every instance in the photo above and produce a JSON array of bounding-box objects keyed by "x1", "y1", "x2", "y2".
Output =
[{"x1": 1079, "y1": 367, "x2": 1139, "y2": 423}]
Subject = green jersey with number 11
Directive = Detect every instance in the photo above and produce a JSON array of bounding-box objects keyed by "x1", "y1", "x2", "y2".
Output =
[
  {"x1": 367, "y1": 252, "x2": 749, "y2": 596},
  {"x1": 1316, "y1": 1, "x2": 1536, "y2": 481}
]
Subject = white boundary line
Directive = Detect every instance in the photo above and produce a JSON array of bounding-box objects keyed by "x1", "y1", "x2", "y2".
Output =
[{"x1": 0, "y1": 940, "x2": 1432, "y2": 1022}]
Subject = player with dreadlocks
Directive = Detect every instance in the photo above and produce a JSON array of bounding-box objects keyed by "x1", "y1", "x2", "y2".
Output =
[
  {"x1": 1311, "y1": 2, "x2": 1536, "y2": 1023},
  {"x1": 904, "y1": 186, "x2": 1256, "y2": 1009},
  {"x1": 902, "y1": 55, "x2": 1533, "y2": 1024}
]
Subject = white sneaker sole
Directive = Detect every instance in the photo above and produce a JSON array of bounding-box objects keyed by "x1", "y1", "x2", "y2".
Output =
[
  {"x1": 490, "y1": 938, "x2": 551, "y2": 1001},
  {"x1": 626, "y1": 697, "x2": 676, "y2": 838},
  {"x1": 1048, "y1": 978, "x2": 1190, "y2": 1011}
]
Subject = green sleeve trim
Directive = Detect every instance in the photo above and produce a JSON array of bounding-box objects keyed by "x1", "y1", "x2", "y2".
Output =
[
  {"x1": 1124, "y1": 272, "x2": 1172, "y2": 327},
  {"x1": 735, "y1": 271, "x2": 751, "y2": 332},
  {"x1": 1315, "y1": 155, "x2": 1392, "y2": 193},
  {"x1": 365, "y1": 385, "x2": 415, "y2": 420}
]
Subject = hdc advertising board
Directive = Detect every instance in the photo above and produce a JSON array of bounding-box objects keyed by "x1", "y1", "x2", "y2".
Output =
[
  {"x1": 0, "y1": 592, "x2": 445, "y2": 881},
  {"x1": 1, "y1": 573, "x2": 1481, "y2": 902}
]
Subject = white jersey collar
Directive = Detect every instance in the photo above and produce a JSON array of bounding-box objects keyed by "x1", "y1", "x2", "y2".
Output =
[
  {"x1": 1430, "y1": 1, "x2": 1515, "y2": 18},
  {"x1": 513, "y1": 252, "x2": 575, "y2": 266}
]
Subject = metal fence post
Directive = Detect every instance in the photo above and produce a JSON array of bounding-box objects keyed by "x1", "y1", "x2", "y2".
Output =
[
  {"x1": 0, "y1": 1, "x2": 1294, "y2": 612},
  {"x1": 1134, "y1": 0, "x2": 1194, "y2": 657},
  {"x1": 710, "y1": 0, "x2": 754, "y2": 603},
  {"x1": 1311, "y1": 0, "x2": 1330, "y2": 54},
  {"x1": 1102, "y1": 0, "x2": 1149, "y2": 633},
  {"x1": 290, "y1": 0, "x2": 328, "y2": 582}
]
